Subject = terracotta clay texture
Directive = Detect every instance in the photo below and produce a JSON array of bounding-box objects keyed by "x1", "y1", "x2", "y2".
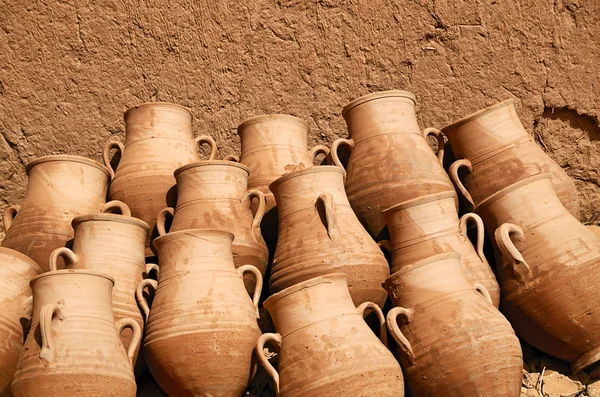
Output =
[
  {"x1": 11, "y1": 263, "x2": 141, "y2": 397},
  {"x1": 104, "y1": 102, "x2": 217, "y2": 256},
  {"x1": 257, "y1": 273, "x2": 404, "y2": 397},
  {"x1": 475, "y1": 174, "x2": 600, "y2": 373},
  {"x1": 445, "y1": 99, "x2": 579, "y2": 217},
  {"x1": 384, "y1": 253, "x2": 522, "y2": 397},
  {"x1": 270, "y1": 165, "x2": 389, "y2": 307},
  {"x1": 139, "y1": 229, "x2": 262, "y2": 397},
  {"x1": 0, "y1": 248, "x2": 41, "y2": 395},
  {"x1": 382, "y1": 191, "x2": 500, "y2": 307},
  {"x1": 331, "y1": 90, "x2": 456, "y2": 239},
  {"x1": 156, "y1": 160, "x2": 267, "y2": 292}
]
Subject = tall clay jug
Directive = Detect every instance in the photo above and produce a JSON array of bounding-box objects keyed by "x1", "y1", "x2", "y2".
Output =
[
  {"x1": 256, "y1": 273, "x2": 404, "y2": 397},
  {"x1": 11, "y1": 265, "x2": 141, "y2": 396},
  {"x1": 382, "y1": 191, "x2": 500, "y2": 307},
  {"x1": 104, "y1": 102, "x2": 218, "y2": 256},
  {"x1": 270, "y1": 166, "x2": 389, "y2": 307},
  {"x1": 331, "y1": 90, "x2": 456, "y2": 239},
  {"x1": 156, "y1": 161, "x2": 268, "y2": 292},
  {"x1": 2, "y1": 155, "x2": 111, "y2": 271},
  {"x1": 475, "y1": 174, "x2": 600, "y2": 372},
  {"x1": 137, "y1": 229, "x2": 262, "y2": 397},
  {"x1": 384, "y1": 253, "x2": 522, "y2": 397},
  {"x1": 444, "y1": 98, "x2": 579, "y2": 217},
  {"x1": 0, "y1": 248, "x2": 41, "y2": 395}
]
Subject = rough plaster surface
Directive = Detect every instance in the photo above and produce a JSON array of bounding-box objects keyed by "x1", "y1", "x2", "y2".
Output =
[{"x1": 0, "y1": 0, "x2": 599, "y2": 228}]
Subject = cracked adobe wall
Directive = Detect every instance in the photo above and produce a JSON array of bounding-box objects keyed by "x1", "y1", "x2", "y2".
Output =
[{"x1": 0, "y1": 0, "x2": 599, "y2": 235}]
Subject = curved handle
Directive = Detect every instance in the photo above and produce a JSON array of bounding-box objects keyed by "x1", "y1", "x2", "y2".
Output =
[
  {"x1": 115, "y1": 317, "x2": 142, "y2": 367},
  {"x1": 100, "y1": 200, "x2": 131, "y2": 216},
  {"x1": 329, "y1": 138, "x2": 355, "y2": 170},
  {"x1": 243, "y1": 189, "x2": 266, "y2": 235},
  {"x1": 459, "y1": 213, "x2": 486, "y2": 263},
  {"x1": 316, "y1": 193, "x2": 341, "y2": 241},
  {"x1": 136, "y1": 278, "x2": 158, "y2": 319},
  {"x1": 48, "y1": 247, "x2": 79, "y2": 271},
  {"x1": 308, "y1": 144, "x2": 330, "y2": 164},
  {"x1": 256, "y1": 333, "x2": 282, "y2": 396},
  {"x1": 224, "y1": 154, "x2": 240, "y2": 162},
  {"x1": 422, "y1": 127, "x2": 445, "y2": 164},
  {"x1": 474, "y1": 282, "x2": 493, "y2": 305},
  {"x1": 357, "y1": 302, "x2": 387, "y2": 347},
  {"x1": 236, "y1": 265, "x2": 263, "y2": 318},
  {"x1": 102, "y1": 141, "x2": 124, "y2": 179},
  {"x1": 195, "y1": 135, "x2": 217, "y2": 160},
  {"x1": 3, "y1": 204, "x2": 20, "y2": 231},
  {"x1": 449, "y1": 159, "x2": 475, "y2": 210},
  {"x1": 386, "y1": 306, "x2": 416, "y2": 365},
  {"x1": 156, "y1": 207, "x2": 175, "y2": 237},
  {"x1": 494, "y1": 223, "x2": 532, "y2": 284},
  {"x1": 39, "y1": 303, "x2": 65, "y2": 366},
  {"x1": 145, "y1": 263, "x2": 160, "y2": 280}
]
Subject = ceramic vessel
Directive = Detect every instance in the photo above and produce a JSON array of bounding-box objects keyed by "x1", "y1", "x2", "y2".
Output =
[
  {"x1": 2, "y1": 155, "x2": 111, "y2": 271},
  {"x1": 156, "y1": 161, "x2": 267, "y2": 292},
  {"x1": 256, "y1": 273, "x2": 404, "y2": 397},
  {"x1": 270, "y1": 166, "x2": 389, "y2": 307},
  {"x1": 331, "y1": 90, "x2": 456, "y2": 239},
  {"x1": 475, "y1": 174, "x2": 600, "y2": 373},
  {"x1": 11, "y1": 261, "x2": 141, "y2": 397},
  {"x1": 138, "y1": 229, "x2": 262, "y2": 397},
  {"x1": 382, "y1": 191, "x2": 500, "y2": 307},
  {"x1": 384, "y1": 253, "x2": 522, "y2": 397},
  {"x1": 444, "y1": 98, "x2": 579, "y2": 217},
  {"x1": 0, "y1": 248, "x2": 41, "y2": 395},
  {"x1": 104, "y1": 102, "x2": 217, "y2": 256}
]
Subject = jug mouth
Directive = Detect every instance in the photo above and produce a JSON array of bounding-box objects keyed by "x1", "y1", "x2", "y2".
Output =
[
  {"x1": 269, "y1": 165, "x2": 344, "y2": 193},
  {"x1": 342, "y1": 90, "x2": 417, "y2": 117},
  {"x1": 152, "y1": 228, "x2": 234, "y2": 248},
  {"x1": 382, "y1": 190, "x2": 457, "y2": 216},
  {"x1": 26, "y1": 155, "x2": 111, "y2": 178},
  {"x1": 72, "y1": 213, "x2": 150, "y2": 232},
  {"x1": 31, "y1": 269, "x2": 116, "y2": 286},
  {"x1": 441, "y1": 98, "x2": 518, "y2": 133},
  {"x1": 237, "y1": 114, "x2": 309, "y2": 133},
  {"x1": 264, "y1": 273, "x2": 348, "y2": 309},
  {"x1": 124, "y1": 102, "x2": 193, "y2": 121},
  {"x1": 474, "y1": 173, "x2": 551, "y2": 213},
  {"x1": 384, "y1": 252, "x2": 461, "y2": 285},
  {"x1": 174, "y1": 160, "x2": 250, "y2": 177}
]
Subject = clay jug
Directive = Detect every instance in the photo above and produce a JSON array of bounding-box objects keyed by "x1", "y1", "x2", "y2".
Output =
[
  {"x1": 137, "y1": 229, "x2": 262, "y2": 397},
  {"x1": 103, "y1": 102, "x2": 218, "y2": 256},
  {"x1": 382, "y1": 191, "x2": 500, "y2": 307},
  {"x1": 444, "y1": 98, "x2": 579, "y2": 217},
  {"x1": 256, "y1": 273, "x2": 404, "y2": 397},
  {"x1": 2, "y1": 155, "x2": 111, "y2": 271},
  {"x1": 331, "y1": 90, "x2": 456, "y2": 239},
  {"x1": 156, "y1": 161, "x2": 268, "y2": 292},
  {"x1": 384, "y1": 253, "x2": 522, "y2": 397},
  {"x1": 0, "y1": 248, "x2": 41, "y2": 395},
  {"x1": 270, "y1": 165, "x2": 389, "y2": 307},
  {"x1": 11, "y1": 264, "x2": 141, "y2": 396},
  {"x1": 475, "y1": 174, "x2": 600, "y2": 373}
]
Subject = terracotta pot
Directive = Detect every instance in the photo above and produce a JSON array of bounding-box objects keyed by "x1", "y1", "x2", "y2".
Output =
[
  {"x1": 11, "y1": 262, "x2": 141, "y2": 397},
  {"x1": 475, "y1": 174, "x2": 600, "y2": 373},
  {"x1": 444, "y1": 98, "x2": 579, "y2": 217},
  {"x1": 256, "y1": 273, "x2": 404, "y2": 397},
  {"x1": 384, "y1": 253, "x2": 522, "y2": 397},
  {"x1": 270, "y1": 166, "x2": 389, "y2": 307},
  {"x1": 104, "y1": 102, "x2": 217, "y2": 257},
  {"x1": 382, "y1": 191, "x2": 500, "y2": 307},
  {"x1": 138, "y1": 229, "x2": 262, "y2": 397},
  {"x1": 2, "y1": 155, "x2": 111, "y2": 271},
  {"x1": 156, "y1": 161, "x2": 268, "y2": 292},
  {"x1": 0, "y1": 248, "x2": 41, "y2": 395},
  {"x1": 331, "y1": 90, "x2": 456, "y2": 239}
]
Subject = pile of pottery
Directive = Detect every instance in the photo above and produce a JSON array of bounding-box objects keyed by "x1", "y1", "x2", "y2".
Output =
[{"x1": 0, "y1": 91, "x2": 598, "y2": 397}]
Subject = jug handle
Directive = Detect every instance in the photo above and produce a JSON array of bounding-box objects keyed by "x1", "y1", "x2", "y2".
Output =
[
  {"x1": 309, "y1": 145, "x2": 330, "y2": 165},
  {"x1": 458, "y1": 213, "x2": 486, "y2": 263},
  {"x1": 256, "y1": 333, "x2": 282, "y2": 396},
  {"x1": 243, "y1": 189, "x2": 267, "y2": 236},
  {"x1": 136, "y1": 278, "x2": 158, "y2": 319},
  {"x1": 494, "y1": 223, "x2": 532, "y2": 284},
  {"x1": 156, "y1": 207, "x2": 175, "y2": 236},
  {"x1": 449, "y1": 159, "x2": 475, "y2": 210},
  {"x1": 386, "y1": 306, "x2": 416, "y2": 365},
  {"x1": 48, "y1": 247, "x2": 79, "y2": 271},
  {"x1": 224, "y1": 154, "x2": 240, "y2": 162},
  {"x1": 236, "y1": 265, "x2": 263, "y2": 318},
  {"x1": 39, "y1": 303, "x2": 65, "y2": 366},
  {"x1": 102, "y1": 141, "x2": 124, "y2": 180},
  {"x1": 100, "y1": 200, "x2": 131, "y2": 216},
  {"x1": 115, "y1": 317, "x2": 142, "y2": 367},
  {"x1": 195, "y1": 135, "x2": 218, "y2": 160},
  {"x1": 3, "y1": 204, "x2": 20, "y2": 231},
  {"x1": 357, "y1": 302, "x2": 388, "y2": 347},
  {"x1": 473, "y1": 283, "x2": 493, "y2": 305},
  {"x1": 422, "y1": 127, "x2": 445, "y2": 165},
  {"x1": 377, "y1": 239, "x2": 392, "y2": 255},
  {"x1": 329, "y1": 138, "x2": 355, "y2": 170},
  {"x1": 317, "y1": 193, "x2": 341, "y2": 242},
  {"x1": 145, "y1": 263, "x2": 160, "y2": 280}
]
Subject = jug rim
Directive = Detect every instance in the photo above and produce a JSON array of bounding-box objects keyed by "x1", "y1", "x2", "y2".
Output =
[
  {"x1": 382, "y1": 190, "x2": 457, "y2": 216},
  {"x1": 441, "y1": 98, "x2": 518, "y2": 133},
  {"x1": 475, "y1": 173, "x2": 551, "y2": 212},
  {"x1": 0, "y1": 247, "x2": 42, "y2": 273},
  {"x1": 26, "y1": 155, "x2": 111, "y2": 178},
  {"x1": 174, "y1": 160, "x2": 250, "y2": 177},
  {"x1": 269, "y1": 165, "x2": 344, "y2": 192},
  {"x1": 384, "y1": 252, "x2": 461, "y2": 285},
  {"x1": 342, "y1": 90, "x2": 417, "y2": 117},
  {"x1": 31, "y1": 269, "x2": 116, "y2": 285},
  {"x1": 72, "y1": 213, "x2": 150, "y2": 232},
  {"x1": 124, "y1": 102, "x2": 193, "y2": 121},
  {"x1": 264, "y1": 273, "x2": 348, "y2": 308},
  {"x1": 237, "y1": 114, "x2": 309, "y2": 132},
  {"x1": 152, "y1": 228, "x2": 234, "y2": 247}
]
